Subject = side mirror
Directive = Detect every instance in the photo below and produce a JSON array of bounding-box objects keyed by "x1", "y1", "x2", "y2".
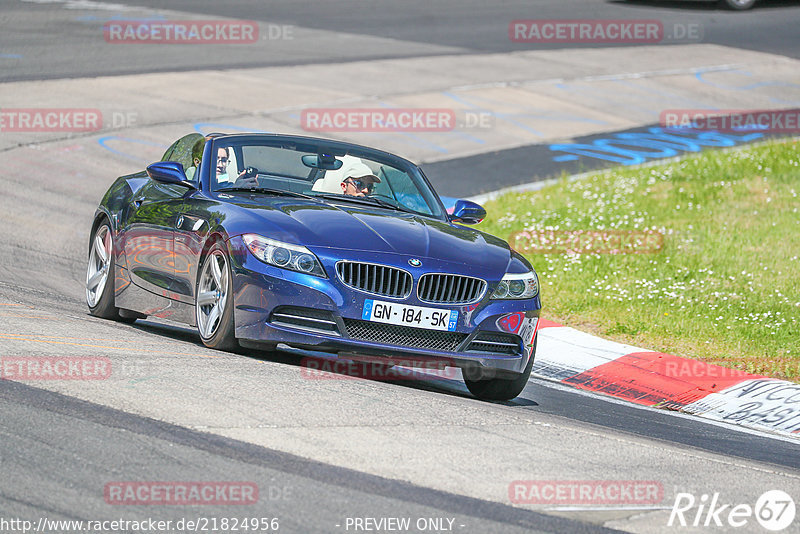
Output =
[
  {"x1": 449, "y1": 199, "x2": 486, "y2": 225},
  {"x1": 146, "y1": 161, "x2": 197, "y2": 189}
]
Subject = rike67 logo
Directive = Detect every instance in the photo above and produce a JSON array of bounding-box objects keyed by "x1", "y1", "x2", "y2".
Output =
[{"x1": 668, "y1": 490, "x2": 795, "y2": 531}]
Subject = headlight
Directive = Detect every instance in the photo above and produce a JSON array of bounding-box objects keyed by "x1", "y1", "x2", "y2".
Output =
[
  {"x1": 242, "y1": 234, "x2": 326, "y2": 278},
  {"x1": 491, "y1": 271, "x2": 539, "y2": 300}
]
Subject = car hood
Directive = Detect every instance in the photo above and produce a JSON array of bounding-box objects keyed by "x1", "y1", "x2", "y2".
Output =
[{"x1": 222, "y1": 196, "x2": 511, "y2": 268}]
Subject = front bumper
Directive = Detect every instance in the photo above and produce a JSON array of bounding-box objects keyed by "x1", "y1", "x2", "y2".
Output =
[{"x1": 228, "y1": 237, "x2": 541, "y2": 377}]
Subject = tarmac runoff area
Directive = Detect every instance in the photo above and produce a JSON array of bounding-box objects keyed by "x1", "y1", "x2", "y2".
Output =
[{"x1": 1, "y1": 43, "x2": 799, "y2": 171}]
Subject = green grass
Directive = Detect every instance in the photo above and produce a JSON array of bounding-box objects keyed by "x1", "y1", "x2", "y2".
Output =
[{"x1": 481, "y1": 139, "x2": 800, "y2": 381}]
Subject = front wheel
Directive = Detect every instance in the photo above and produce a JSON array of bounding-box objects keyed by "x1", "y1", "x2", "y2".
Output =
[
  {"x1": 464, "y1": 337, "x2": 536, "y2": 401},
  {"x1": 195, "y1": 241, "x2": 239, "y2": 351},
  {"x1": 86, "y1": 220, "x2": 136, "y2": 323}
]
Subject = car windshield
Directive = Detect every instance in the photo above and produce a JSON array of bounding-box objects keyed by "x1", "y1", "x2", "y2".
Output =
[{"x1": 210, "y1": 139, "x2": 444, "y2": 219}]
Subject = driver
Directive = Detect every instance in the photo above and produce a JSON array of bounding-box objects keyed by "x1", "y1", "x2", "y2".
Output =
[
  {"x1": 312, "y1": 155, "x2": 381, "y2": 197},
  {"x1": 341, "y1": 174, "x2": 380, "y2": 197}
]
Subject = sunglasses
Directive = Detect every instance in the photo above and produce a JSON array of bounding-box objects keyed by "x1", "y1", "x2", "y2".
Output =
[{"x1": 346, "y1": 178, "x2": 374, "y2": 193}]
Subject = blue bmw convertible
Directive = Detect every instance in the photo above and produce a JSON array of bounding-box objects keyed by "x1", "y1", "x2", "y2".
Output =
[{"x1": 86, "y1": 132, "x2": 541, "y2": 400}]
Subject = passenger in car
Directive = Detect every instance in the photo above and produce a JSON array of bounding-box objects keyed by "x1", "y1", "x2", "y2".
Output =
[
  {"x1": 216, "y1": 147, "x2": 233, "y2": 182},
  {"x1": 216, "y1": 146, "x2": 250, "y2": 186},
  {"x1": 184, "y1": 138, "x2": 205, "y2": 181}
]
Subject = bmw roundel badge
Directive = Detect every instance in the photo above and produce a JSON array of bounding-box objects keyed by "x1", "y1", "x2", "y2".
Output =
[{"x1": 408, "y1": 258, "x2": 422, "y2": 267}]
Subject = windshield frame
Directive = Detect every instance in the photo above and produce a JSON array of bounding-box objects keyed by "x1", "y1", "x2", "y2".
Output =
[{"x1": 204, "y1": 134, "x2": 448, "y2": 221}]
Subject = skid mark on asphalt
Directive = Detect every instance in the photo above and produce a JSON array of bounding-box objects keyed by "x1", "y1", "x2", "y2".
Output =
[
  {"x1": 612, "y1": 78, "x2": 711, "y2": 108},
  {"x1": 96, "y1": 135, "x2": 168, "y2": 163},
  {"x1": 696, "y1": 69, "x2": 800, "y2": 94},
  {"x1": 441, "y1": 91, "x2": 546, "y2": 137},
  {"x1": 0, "y1": 333, "x2": 220, "y2": 358},
  {"x1": 449, "y1": 91, "x2": 608, "y2": 127},
  {"x1": 0, "y1": 312, "x2": 59, "y2": 320},
  {"x1": 0, "y1": 333, "x2": 138, "y2": 343}
]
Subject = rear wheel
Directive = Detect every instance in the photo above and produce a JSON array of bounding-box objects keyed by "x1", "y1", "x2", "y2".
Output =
[
  {"x1": 196, "y1": 241, "x2": 239, "y2": 351},
  {"x1": 86, "y1": 220, "x2": 136, "y2": 323},
  {"x1": 464, "y1": 337, "x2": 536, "y2": 401}
]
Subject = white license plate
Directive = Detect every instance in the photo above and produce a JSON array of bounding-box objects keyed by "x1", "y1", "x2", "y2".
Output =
[{"x1": 362, "y1": 299, "x2": 458, "y2": 332}]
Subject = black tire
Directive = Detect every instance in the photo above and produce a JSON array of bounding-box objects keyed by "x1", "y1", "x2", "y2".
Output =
[
  {"x1": 365, "y1": 362, "x2": 395, "y2": 378},
  {"x1": 464, "y1": 337, "x2": 537, "y2": 401},
  {"x1": 721, "y1": 0, "x2": 756, "y2": 10},
  {"x1": 195, "y1": 240, "x2": 239, "y2": 351},
  {"x1": 86, "y1": 220, "x2": 137, "y2": 323}
]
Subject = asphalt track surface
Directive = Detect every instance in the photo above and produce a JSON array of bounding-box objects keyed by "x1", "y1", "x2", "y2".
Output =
[
  {"x1": 3, "y1": 0, "x2": 800, "y2": 81},
  {"x1": 1, "y1": 380, "x2": 608, "y2": 534},
  {"x1": 1, "y1": 1, "x2": 800, "y2": 533}
]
